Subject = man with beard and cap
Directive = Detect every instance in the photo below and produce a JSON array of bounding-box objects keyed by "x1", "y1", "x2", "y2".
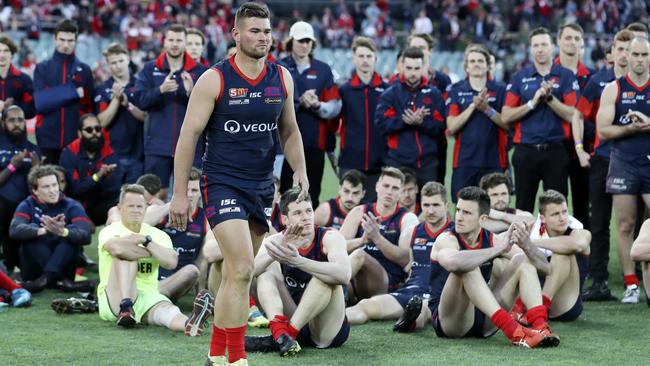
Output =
[
  {"x1": 0, "y1": 106, "x2": 41, "y2": 272},
  {"x1": 59, "y1": 113, "x2": 121, "y2": 226},
  {"x1": 132, "y1": 24, "x2": 207, "y2": 200}
]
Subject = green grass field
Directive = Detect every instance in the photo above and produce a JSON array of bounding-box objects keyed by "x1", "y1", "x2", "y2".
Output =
[{"x1": 3, "y1": 147, "x2": 650, "y2": 366}]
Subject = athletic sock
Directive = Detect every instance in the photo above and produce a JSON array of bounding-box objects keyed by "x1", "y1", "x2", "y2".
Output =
[
  {"x1": 542, "y1": 294, "x2": 552, "y2": 312},
  {"x1": 209, "y1": 324, "x2": 227, "y2": 357},
  {"x1": 526, "y1": 305, "x2": 548, "y2": 328},
  {"x1": 490, "y1": 308, "x2": 519, "y2": 339},
  {"x1": 287, "y1": 322, "x2": 300, "y2": 339},
  {"x1": 225, "y1": 325, "x2": 247, "y2": 363},
  {"x1": 0, "y1": 271, "x2": 20, "y2": 292},
  {"x1": 270, "y1": 315, "x2": 289, "y2": 341},
  {"x1": 249, "y1": 295, "x2": 256, "y2": 308},
  {"x1": 512, "y1": 296, "x2": 526, "y2": 312},
  {"x1": 624, "y1": 275, "x2": 639, "y2": 287}
]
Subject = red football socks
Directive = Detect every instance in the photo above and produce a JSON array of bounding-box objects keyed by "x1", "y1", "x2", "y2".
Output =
[
  {"x1": 270, "y1": 315, "x2": 289, "y2": 341},
  {"x1": 490, "y1": 308, "x2": 519, "y2": 339},
  {"x1": 225, "y1": 325, "x2": 247, "y2": 363},
  {"x1": 287, "y1": 322, "x2": 299, "y2": 339},
  {"x1": 624, "y1": 274, "x2": 639, "y2": 287},
  {"x1": 542, "y1": 294, "x2": 552, "y2": 312},
  {"x1": 526, "y1": 305, "x2": 548, "y2": 328},
  {"x1": 249, "y1": 295, "x2": 256, "y2": 307},
  {"x1": 512, "y1": 296, "x2": 526, "y2": 312},
  {"x1": 0, "y1": 271, "x2": 20, "y2": 292},
  {"x1": 209, "y1": 324, "x2": 227, "y2": 357}
]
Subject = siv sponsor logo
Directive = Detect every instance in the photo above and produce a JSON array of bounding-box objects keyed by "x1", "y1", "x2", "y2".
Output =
[
  {"x1": 622, "y1": 91, "x2": 636, "y2": 99},
  {"x1": 229, "y1": 88, "x2": 249, "y2": 98}
]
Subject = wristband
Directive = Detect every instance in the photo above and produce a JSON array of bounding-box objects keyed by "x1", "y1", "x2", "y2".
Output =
[
  {"x1": 62, "y1": 228, "x2": 69, "y2": 237},
  {"x1": 92, "y1": 173, "x2": 100, "y2": 182},
  {"x1": 6, "y1": 163, "x2": 17, "y2": 173},
  {"x1": 485, "y1": 107, "x2": 497, "y2": 118},
  {"x1": 526, "y1": 100, "x2": 535, "y2": 110},
  {"x1": 575, "y1": 143, "x2": 584, "y2": 150},
  {"x1": 574, "y1": 140, "x2": 583, "y2": 147}
]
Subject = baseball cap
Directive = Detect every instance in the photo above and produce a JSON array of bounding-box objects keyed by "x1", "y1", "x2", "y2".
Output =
[{"x1": 289, "y1": 21, "x2": 316, "y2": 42}]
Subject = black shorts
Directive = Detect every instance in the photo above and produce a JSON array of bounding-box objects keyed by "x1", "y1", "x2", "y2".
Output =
[
  {"x1": 431, "y1": 307, "x2": 498, "y2": 339},
  {"x1": 201, "y1": 180, "x2": 274, "y2": 230},
  {"x1": 144, "y1": 155, "x2": 173, "y2": 189},
  {"x1": 606, "y1": 153, "x2": 650, "y2": 195},
  {"x1": 297, "y1": 317, "x2": 350, "y2": 349},
  {"x1": 550, "y1": 297, "x2": 583, "y2": 322},
  {"x1": 389, "y1": 285, "x2": 429, "y2": 309}
]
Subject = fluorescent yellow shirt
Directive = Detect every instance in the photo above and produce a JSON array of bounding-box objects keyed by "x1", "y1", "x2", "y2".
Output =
[{"x1": 97, "y1": 221, "x2": 173, "y2": 295}]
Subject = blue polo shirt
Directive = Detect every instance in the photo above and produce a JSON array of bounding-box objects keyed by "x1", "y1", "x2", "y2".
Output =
[
  {"x1": 447, "y1": 78, "x2": 507, "y2": 168},
  {"x1": 504, "y1": 64, "x2": 579, "y2": 144},
  {"x1": 576, "y1": 68, "x2": 615, "y2": 158}
]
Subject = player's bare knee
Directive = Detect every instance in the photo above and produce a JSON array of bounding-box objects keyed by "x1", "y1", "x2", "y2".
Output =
[
  {"x1": 181, "y1": 264, "x2": 200, "y2": 282},
  {"x1": 617, "y1": 217, "x2": 636, "y2": 235},
  {"x1": 630, "y1": 243, "x2": 647, "y2": 262},
  {"x1": 224, "y1": 261, "x2": 254, "y2": 284}
]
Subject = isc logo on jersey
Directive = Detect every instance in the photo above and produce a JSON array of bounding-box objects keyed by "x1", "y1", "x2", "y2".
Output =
[{"x1": 224, "y1": 120, "x2": 277, "y2": 134}]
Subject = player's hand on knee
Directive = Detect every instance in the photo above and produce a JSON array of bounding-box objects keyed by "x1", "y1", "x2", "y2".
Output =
[
  {"x1": 292, "y1": 171, "x2": 310, "y2": 201},
  {"x1": 169, "y1": 194, "x2": 191, "y2": 230}
]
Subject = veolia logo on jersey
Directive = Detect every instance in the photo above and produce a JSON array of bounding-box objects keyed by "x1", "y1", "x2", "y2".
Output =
[{"x1": 224, "y1": 120, "x2": 277, "y2": 134}]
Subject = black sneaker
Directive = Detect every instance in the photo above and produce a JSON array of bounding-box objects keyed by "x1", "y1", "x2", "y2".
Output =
[
  {"x1": 245, "y1": 335, "x2": 279, "y2": 353},
  {"x1": 582, "y1": 281, "x2": 616, "y2": 302},
  {"x1": 116, "y1": 298, "x2": 136, "y2": 328},
  {"x1": 51, "y1": 297, "x2": 98, "y2": 314},
  {"x1": 393, "y1": 295, "x2": 422, "y2": 333},
  {"x1": 277, "y1": 333, "x2": 301, "y2": 356}
]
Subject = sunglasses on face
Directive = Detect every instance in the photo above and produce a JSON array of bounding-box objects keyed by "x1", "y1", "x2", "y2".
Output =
[{"x1": 83, "y1": 126, "x2": 102, "y2": 134}]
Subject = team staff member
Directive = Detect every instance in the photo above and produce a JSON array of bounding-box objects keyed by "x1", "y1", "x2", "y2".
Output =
[
  {"x1": 33, "y1": 20, "x2": 94, "y2": 164},
  {"x1": 447, "y1": 44, "x2": 508, "y2": 202},
  {"x1": 278, "y1": 21, "x2": 341, "y2": 207},
  {"x1": 133, "y1": 24, "x2": 207, "y2": 198},
  {"x1": 502, "y1": 27, "x2": 579, "y2": 213},
  {"x1": 555, "y1": 23, "x2": 593, "y2": 228},
  {"x1": 168, "y1": 4, "x2": 309, "y2": 365},
  {"x1": 573, "y1": 30, "x2": 632, "y2": 301},
  {"x1": 0, "y1": 36, "x2": 35, "y2": 119},
  {"x1": 59, "y1": 114, "x2": 121, "y2": 226},
  {"x1": 376, "y1": 47, "x2": 446, "y2": 186},
  {"x1": 596, "y1": 37, "x2": 650, "y2": 304},
  {"x1": 187, "y1": 28, "x2": 209, "y2": 66},
  {"x1": 337, "y1": 36, "x2": 388, "y2": 201},
  {"x1": 0, "y1": 106, "x2": 41, "y2": 272},
  {"x1": 9, "y1": 165, "x2": 93, "y2": 293},
  {"x1": 406, "y1": 33, "x2": 452, "y2": 183},
  {"x1": 96, "y1": 43, "x2": 146, "y2": 185}
]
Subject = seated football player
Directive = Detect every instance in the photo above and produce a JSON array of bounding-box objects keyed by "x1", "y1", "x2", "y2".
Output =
[
  {"x1": 399, "y1": 168, "x2": 421, "y2": 216},
  {"x1": 247, "y1": 187, "x2": 351, "y2": 356},
  {"x1": 510, "y1": 190, "x2": 591, "y2": 322},
  {"x1": 106, "y1": 173, "x2": 165, "y2": 225},
  {"x1": 346, "y1": 182, "x2": 450, "y2": 326},
  {"x1": 97, "y1": 184, "x2": 213, "y2": 335},
  {"x1": 479, "y1": 172, "x2": 534, "y2": 233},
  {"x1": 631, "y1": 219, "x2": 650, "y2": 307},
  {"x1": 340, "y1": 167, "x2": 419, "y2": 302},
  {"x1": 314, "y1": 169, "x2": 366, "y2": 230}
]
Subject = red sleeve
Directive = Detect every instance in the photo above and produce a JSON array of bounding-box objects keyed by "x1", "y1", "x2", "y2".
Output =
[
  {"x1": 504, "y1": 92, "x2": 521, "y2": 107},
  {"x1": 576, "y1": 96, "x2": 594, "y2": 120},
  {"x1": 448, "y1": 103, "x2": 460, "y2": 117},
  {"x1": 563, "y1": 91, "x2": 578, "y2": 107},
  {"x1": 321, "y1": 84, "x2": 340, "y2": 102}
]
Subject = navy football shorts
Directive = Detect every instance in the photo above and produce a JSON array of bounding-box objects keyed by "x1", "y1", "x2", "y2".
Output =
[{"x1": 201, "y1": 180, "x2": 274, "y2": 230}]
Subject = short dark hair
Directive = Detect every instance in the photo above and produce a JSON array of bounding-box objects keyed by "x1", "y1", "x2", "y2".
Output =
[
  {"x1": 235, "y1": 2, "x2": 270, "y2": 27},
  {"x1": 102, "y1": 42, "x2": 128, "y2": 58},
  {"x1": 285, "y1": 38, "x2": 317, "y2": 54},
  {"x1": 558, "y1": 23, "x2": 584, "y2": 38},
  {"x1": 627, "y1": 22, "x2": 649, "y2": 36},
  {"x1": 189, "y1": 167, "x2": 202, "y2": 181},
  {"x1": 408, "y1": 33, "x2": 434, "y2": 51},
  {"x1": 351, "y1": 36, "x2": 376, "y2": 53},
  {"x1": 529, "y1": 27, "x2": 552, "y2": 42},
  {"x1": 136, "y1": 174, "x2": 162, "y2": 196},
  {"x1": 379, "y1": 166, "x2": 405, "y2": 184},
  {"x1": 279, "y1": 187, "x2": 312, "y2": 215},
  {"x1": 0, "y1": 35, "x2": 17, "y2": 54},
  {"x1": 421, "y1": 181, "x2": 447, "y2": 202},
  {"x1": 78, "y1": 113, "x2": 98, "y2": 129},
  {"x1": 166, "y1": 24, "x2": 187, "y2": 36},
  {"x1": 340, "y1": 169, "x2": 367, "y2": 188},
  {"x1": 479, "y1": 172, "x2": 513, "y2": 194},
  {"x1": 28, "y1": 165, "x2": 59, "y2": 190},
  {"x1": 457, "y1": 186, "x2": 491, "y2": 216},
  {"x1": 400, "y1": 167, "x2": 418, "y2": 186},
  {"x1": 614, "y1": 29, "x2": 635, "y2": 45},
  {"x1": 402, "y1": 46, "x2": 424, "y2": 61},
  {"x1": 119, "y1": 184, "x2": 146, "y2": 203},
  {"x1": 187, "y1": 27, "x2": 206, "y2": 45},
  {"x1": 539, "y1": 190, "x2": 566, "y2": 214},
  {"x1": 54, "y1": 19, "x2": 78, "y2": 38}
]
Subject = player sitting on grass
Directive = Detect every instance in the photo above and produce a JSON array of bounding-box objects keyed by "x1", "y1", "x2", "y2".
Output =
[
  {"x1": 511, "y1": 190, "x2": 591, "y2": 322},
  {"x1": 97, "y1": 184, "x2": 213, "y2": 335},
  {"x1": 346, "y1": 182, "x2": 450, "y2": 327},
  {"x1": 246, "y1": 187, "x2": 351, "y2": 356},
  {"x1": 631, "y1": 219, "x2": 650, "y2": 307}
]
